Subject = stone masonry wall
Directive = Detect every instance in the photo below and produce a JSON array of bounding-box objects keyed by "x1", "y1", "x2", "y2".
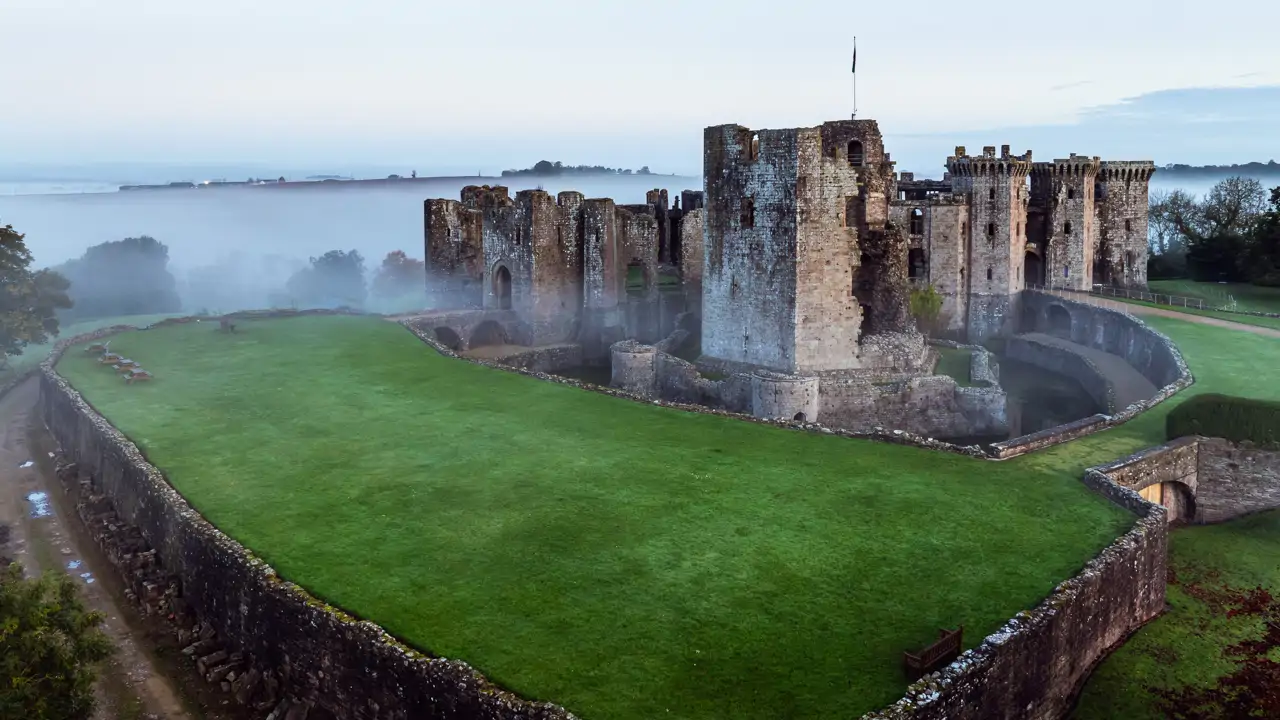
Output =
[
  {"x1": 1005, "y1": 335, "x2": 1116, "y2": 413},
  {"x1": 1095, "y1": 162, "x2": 1156, "y2": 288},
  {"x1": 1196, "y1": 439, "x2": 1280, "y2": 523},
  {"x1": 1031, "y1": 156, "x2": 1101, "y2": 291}
]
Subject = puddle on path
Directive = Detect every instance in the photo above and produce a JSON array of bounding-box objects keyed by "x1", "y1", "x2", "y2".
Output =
[
  {"x1": 19, "y1": 460, "x2": 33, "y2": 468},
  {"x1": 27, "y1": 491, "x2": 52, "y2": 518}
]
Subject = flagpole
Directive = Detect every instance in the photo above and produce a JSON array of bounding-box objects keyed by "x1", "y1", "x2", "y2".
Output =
[{"x1": 851, "y1": 37, "x2": 858, "y2": 119}]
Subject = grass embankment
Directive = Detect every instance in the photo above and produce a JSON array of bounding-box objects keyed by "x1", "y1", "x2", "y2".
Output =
[
  {"x1": 1071, "y1": 317, "x2": 1280, "y2": 719},
  {"x1": 54, "y1": 314, "x2": 1279, "y2": 719},
  {"x1": 0, "y1": 314, "x2": 178, "y2": 385},
  {"x1": 933, "y1": 347, "x2": 974, "y2": 386}
]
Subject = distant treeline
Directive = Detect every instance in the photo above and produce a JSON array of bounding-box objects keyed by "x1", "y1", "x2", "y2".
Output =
[
  {"x1": 1159, "y1": 160, "x2": 1280, "y2": 177},
  {"x1": 501, "y1": 160, "x2": 656, "y2": 177}
]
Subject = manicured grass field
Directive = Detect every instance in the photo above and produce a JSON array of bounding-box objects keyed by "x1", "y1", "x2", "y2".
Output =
[
  {"x1": 54, "y1": 314, "x2": 1277, "y2": 719},
  {"x1": 1148, "y1": 279, "x2": 1280, "y2": 314},
  {"x1": 1112, "y1": 297, "x2": 1280, "y2": 331}
]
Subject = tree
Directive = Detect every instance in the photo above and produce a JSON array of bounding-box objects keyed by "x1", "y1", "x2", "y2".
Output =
[
  {"x1": 371, "y1": 251, "x2": 425, "y2": 299},
  {"x1": 53, "y1": 236, "x2": 181, "y2": 321},
  {"x1": 1248, "y1": 187, "x2": 1280, "y2": 285},
  {"x1": 285, "y1": 249, "x2": 367, "y2": 308},
  {"x1": 0, "y1": 223, "x2": 73, "y2": 366},
  {"x1": 908, "y1": 284, "x2": 945, "y2": 338},
  {"x1": 1148, "y1": 177, "x2": 1268, "y2": 283},
  {"x1": 0, "y1": 563, "x2": 113, "y2": 719}
]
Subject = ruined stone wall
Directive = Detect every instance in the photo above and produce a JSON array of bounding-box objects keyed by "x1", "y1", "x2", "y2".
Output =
[
  {"x1": 817, "y1": 374, "x2": 1007, "y2": 439},
  {"x1": 1031, "y1": 156, "x2": 1101, "y2": 291},
  {"x1": 862, "y1": 465, "x2": 1166, "y2": 720},
  {"x1": 702, "y1": 124, "x2": 801, "y2": 372},
  {"x1": 1096, "y1": 162, "x2": 1156, "y2": 288},
  {"x1": 1195, "y1": 439, "x2": 1280, "y2": 523},
  {"x1": 947, "y1": 145, "x2": 1031, "y2": 343},
  {"x1": 751, "y1": 372, "x2": 820, "y2": 423},
  {"x1": 679, "y1": 208, "x2": 705, "y2": 316},
  {"x1": 891, "y1": 197, "x2": 970, "y2": 334},
  {"x1": 39, "y1": 332, "x2": 577, "y2": 720},
  {"x1": 423, "y1": 198, "x2": 484, "y2": 309}
]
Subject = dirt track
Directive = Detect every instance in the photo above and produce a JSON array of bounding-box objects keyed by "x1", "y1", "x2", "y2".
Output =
[{"x1": 0, "y1": 377, "x2": 197, "y2": 720}]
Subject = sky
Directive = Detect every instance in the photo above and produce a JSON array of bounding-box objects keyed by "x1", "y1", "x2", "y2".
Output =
[{"x1": 2, "y1": 0, "x2": 1280, "y2": 177}]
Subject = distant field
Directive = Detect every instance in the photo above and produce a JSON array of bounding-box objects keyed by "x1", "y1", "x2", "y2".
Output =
[
  {"x1": 1147, "y1": 279, "x2": 1280, "y2": 314},
  {"x1": 1109, "y1": 298, "x2": 1280, "y2": 331}
]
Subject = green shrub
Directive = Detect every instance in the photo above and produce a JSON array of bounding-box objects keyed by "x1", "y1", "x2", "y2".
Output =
[{"x1": 1166, "y1": 393, "x2": 1280, "y2": 446}]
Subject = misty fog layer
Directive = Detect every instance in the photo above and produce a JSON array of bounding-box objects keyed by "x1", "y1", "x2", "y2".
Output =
[
  {"x1": 0, "y1": 174, "x2": 1239, "y2": 315},
  {"x1": 0, "y1": 175, "x2": 700, "y2": 315}
]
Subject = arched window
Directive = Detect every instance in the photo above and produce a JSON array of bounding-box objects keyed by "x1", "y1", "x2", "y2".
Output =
[
  {"x1": 847, "y1": 140, "x2": 864, "y2": 167},
  {"x1": 987, "y1": 266, "x2": 993, "y2": 281},
  {"x1": 910, "y1": 208, "x2": 924, "y2": 235},
  {"x1": 1063, "y1": 221, "x2": 1072, "y2": 235},
  {"x1": 748, "y1": 133, "x2": 760, "y2": 161}
]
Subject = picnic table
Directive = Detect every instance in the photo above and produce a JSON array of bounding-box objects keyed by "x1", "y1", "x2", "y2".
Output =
[{"x1": 122, "y1": 368, "x2": 153, "y2": 384}]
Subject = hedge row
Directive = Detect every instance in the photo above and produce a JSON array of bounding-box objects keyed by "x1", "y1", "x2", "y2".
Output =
[{"x1": 1166, "y1": 393, "x2": 1280, "y2": 447}]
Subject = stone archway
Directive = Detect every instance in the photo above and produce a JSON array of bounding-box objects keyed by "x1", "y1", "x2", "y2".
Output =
[
  {"x1": 434, "y1": 327, "x2": 463, "y2": 351},
  {"x1": 493, "y1": 265, "x2": 512, "y2": 310},
  {"x1": 1046, "y1": 304, "x2": 1072, "y2": 338},
  {"x1": 1024, "y1": 251, "x2": 1043, "y2": 287},
  {"x1": 470, "y1": 320, "x2": 508, "y2": 348},
  {"x1": 1139, "y1": 481, "x2": 1197, "y2": 524}
]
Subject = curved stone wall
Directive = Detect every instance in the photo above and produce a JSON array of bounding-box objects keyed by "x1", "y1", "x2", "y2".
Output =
[
  {"x1": 609, "y1": 340, "x2": 658, "y2": 397},
  {"x1": 750, "y1": 371, "x2": 820, "y2": 422}
]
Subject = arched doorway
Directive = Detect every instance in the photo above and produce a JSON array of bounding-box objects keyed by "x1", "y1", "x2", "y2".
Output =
[
  {"x1": 470, "y1": 320, "x2": 508, "y2": 348},
  {"x1": 433, "y1": 327, "x2": 462, "y2": 351},
  {"x1": 1046, "y1": 304, "x2": 1072, "y2": 337},
  {"x1": 1139, "y1": 482, "x2": 1196, "y2": 524},
  {"x1": 493, "y1": 265, "x2": 512, "y2": 310},
  {"x1": 1024, "y1": 251, "x2": 1043, "y2": 287}
]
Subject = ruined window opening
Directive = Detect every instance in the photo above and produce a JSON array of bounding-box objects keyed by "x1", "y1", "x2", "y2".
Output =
[
  {"x1": 730, "y1": 278, "x2": 740, "y2": 299},
  {"x1": 1125, "y1": 219, "x2": 1132, "y2": 232},
  {"x1": 987, "y1": 222, "x2": 995, "y2": 237},
  {"x1": 859, "y1": 304, "x2": 872, "y2": 337},
  {"x1": 515, "y1": 227, "x2": 523, "y2": 246},
  {"x1": 493, "y1": 265, "x2": 513, "y2": 310},
  {"x1": 1067, "y1": 188, "x2": 1075, "y2": 200},
  {"x1": 846, "y1": 197, "x2": 859, "y2": 228},
  {"x1": 910, "y1": 208, "x2": 924, "y2": 235},
  {"x1": 987, "y1": 266, "x2": 993, "y2": 281},
  {"x1": 847, "y1": 140, "x2": 864, "y2": 167},
  {"x1": 557, "y1": 227, "x2": 562, "y2": 245},
  {"x1": 740, "y1": 198, "x2": 755, "y2": 229},
  {"x1": 908, "y1": 248, "x2": 926, "y2": 279},
  {"x1": 1063, "y1": 265, "x2": 1069, "y2": 278},
  {"x1": 748, "y1": 133, "x2": 760, "y2": 161},
  {"x1": 1063, "y1": 221, "x2": 1072, "y2": 235},
  {"x1": 989, "y1": 188, "x2": 995, "y2": 201}
]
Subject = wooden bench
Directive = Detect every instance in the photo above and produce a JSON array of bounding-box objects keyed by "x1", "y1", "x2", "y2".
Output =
[
  {"x1": 903, "y1": 626, "x2": 963, "y2": 682},
  {"x1": 112, "y1": 358, "x2": 140, "y2": 371},
  {"x1": 123, "y1": 368, "x2": 153, "y2": 384}
]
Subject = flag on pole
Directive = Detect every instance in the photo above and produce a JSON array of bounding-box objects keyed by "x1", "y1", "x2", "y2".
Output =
[{"x1": 852, "y1": 38, "x2": 857, "y2": 73}]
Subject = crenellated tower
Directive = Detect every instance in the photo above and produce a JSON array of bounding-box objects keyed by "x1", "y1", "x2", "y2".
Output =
[
  {"x1": 1029, "y1": 154, "x2": 1102, "y2": 291},
  {"x1": 1095, "y1": 161, "x2": 1157, "y2": 288},
  {"x1": 945, "y1": 144, "x2": 1032, "y2": 343}
]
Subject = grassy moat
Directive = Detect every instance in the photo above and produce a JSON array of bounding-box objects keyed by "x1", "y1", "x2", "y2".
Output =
[{"x1": 54, "y1": 314, "x2": 1280, "y2": 719}]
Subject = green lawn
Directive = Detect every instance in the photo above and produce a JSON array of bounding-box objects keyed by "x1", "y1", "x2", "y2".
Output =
[
  {"x1": 933, "y1": 347, "x2": 974, "y2": 386},
  {"x1": 1111, "y1": 297, "x2": 1280, "y2": 331},
  {"x1": 1148, "y1": 279, "x2": 1280, "y2": 314},
  {"x1": 1071, "y1": 317, "x2": 1280, "y2": 718},
  {"x1": 53, "y1": 314, "x2": 1280, "y2": 719}
]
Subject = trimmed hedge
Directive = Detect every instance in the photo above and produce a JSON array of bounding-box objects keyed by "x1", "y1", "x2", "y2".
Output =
[{"x1": 1167, "y1": 393, "x2": 1280, "y2": 447}]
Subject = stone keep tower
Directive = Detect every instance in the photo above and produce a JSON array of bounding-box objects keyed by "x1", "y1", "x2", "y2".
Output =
[
  {"x1": 1095, "y1": 161, "x2": 1157, "y2": 288},
  {"x1": 946, "y1": 145, "x2": 1032, "y2": 343},
  {"x1": 1030, "y1": 154, "x2": 1102, "y2": 291},
  {"x1": 702, "y1": 119, "x2": 897, "y2": 374}
]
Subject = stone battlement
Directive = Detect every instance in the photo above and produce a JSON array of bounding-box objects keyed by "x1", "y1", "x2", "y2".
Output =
[
  {"x1": 1099, "y1": 161, "x2": 1157, "y2": 181},
  {"x1": 1031, "y1": 154, "x2": 1103, "y2": 176}
]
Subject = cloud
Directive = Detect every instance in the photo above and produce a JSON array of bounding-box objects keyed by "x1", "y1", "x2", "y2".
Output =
[{"x1": 1050, "y1": 81, "x2": 1094, "y2": 92}]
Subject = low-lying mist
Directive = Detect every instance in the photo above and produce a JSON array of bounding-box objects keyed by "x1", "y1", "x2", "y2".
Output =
[{"x1": 0, "y1": 174, "x2": 701, "y2": 317}]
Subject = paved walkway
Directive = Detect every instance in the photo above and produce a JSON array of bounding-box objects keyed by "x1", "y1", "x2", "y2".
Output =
[
  {"x1": 1016, "y1": 332, "x2": 1159, "y2": 411},
  {"x1": 1039, "y1": 289, "x2": 1280, "y2": 339}
]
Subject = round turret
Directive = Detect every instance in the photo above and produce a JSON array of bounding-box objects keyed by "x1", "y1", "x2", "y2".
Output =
[
  {"x1": 751, "y1": 371, "x2": 820, "y2": 423},
  {"x1": 610, "y1": 340, "x2": 657, "y2": 397}
]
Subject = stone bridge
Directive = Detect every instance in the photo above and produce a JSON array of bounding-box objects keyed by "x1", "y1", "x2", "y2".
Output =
[{"x1": 400, "y1": 309, "x2": 529, "y2": 352}]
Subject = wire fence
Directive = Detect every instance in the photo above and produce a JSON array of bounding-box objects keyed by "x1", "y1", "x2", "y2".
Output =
[{"x1": 1025, "y1": 283, "x2": 1217, "y2": 311}]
